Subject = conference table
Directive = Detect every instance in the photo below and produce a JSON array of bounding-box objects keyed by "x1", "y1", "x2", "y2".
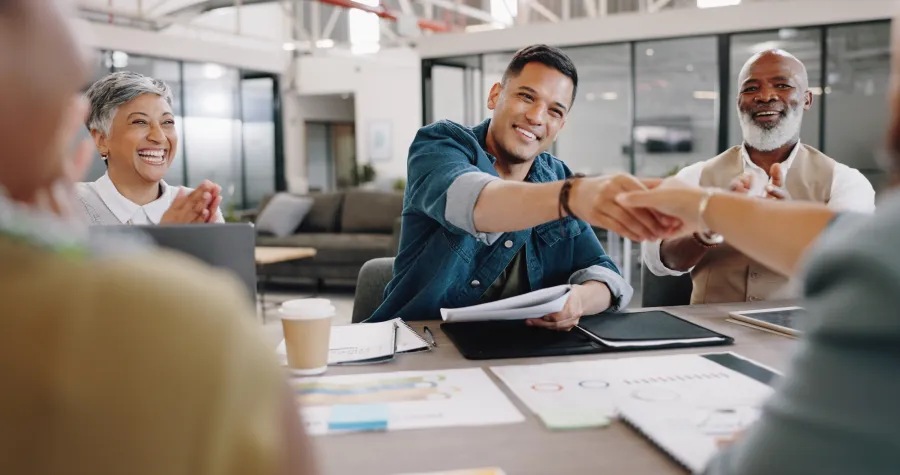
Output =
[{"x1": 293, "y1": 301, "x2": 798, "y2": 475}]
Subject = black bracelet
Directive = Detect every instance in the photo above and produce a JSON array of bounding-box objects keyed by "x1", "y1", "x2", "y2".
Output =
[{"x1": 558, "y1": 173, "x2": 585, "y2": 237}]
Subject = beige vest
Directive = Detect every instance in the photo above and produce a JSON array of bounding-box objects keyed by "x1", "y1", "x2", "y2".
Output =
[{"x1": 690, "y1": 144, "x2": 835, "y2": 304}]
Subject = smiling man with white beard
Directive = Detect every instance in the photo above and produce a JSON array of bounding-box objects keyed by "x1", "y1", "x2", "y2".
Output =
[{"x1": 642, "y1": 49, "x2": 876, "y2": 305}]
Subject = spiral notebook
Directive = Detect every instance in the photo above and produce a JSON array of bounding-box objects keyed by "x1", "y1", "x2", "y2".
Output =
[
  {"x1": 616, "y1": 353, "x2": 780, "y2": 473},
  {"x1": 277, "y1": 318, "x2": 431, "y2": 365}
]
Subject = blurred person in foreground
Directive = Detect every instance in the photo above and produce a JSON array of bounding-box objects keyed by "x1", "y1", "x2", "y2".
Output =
[
  {"x1": 0, "y1": 1, "x2": 314, "y2": 474},
  {"x1": 642, "y1": 49, "x2": 875, "y2": 305},
  {"x1": 76, "y1": 71, "x2": 224, "y2": 225},
  {"x1": 616, "y1": 51, "x2": 900, "y2": 475}
]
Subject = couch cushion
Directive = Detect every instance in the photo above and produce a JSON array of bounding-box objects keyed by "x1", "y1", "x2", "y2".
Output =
[
  {"x1": 255, "y1": 193, "x2": 314, "y2": 238},
  {"x1": 340, "y1": 190, "x2": 403, "y2": 234},
  {"x1": 297, "y1": 192, "x2": 344, "y2": 233},
  {"x1": 256, "y1": 233, "x2": 392, "y2": 265}
]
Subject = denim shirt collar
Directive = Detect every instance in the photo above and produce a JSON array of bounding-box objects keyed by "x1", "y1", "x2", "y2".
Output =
[{"x1": 472, "y1": 119, "x2": 556, "y2": 185}]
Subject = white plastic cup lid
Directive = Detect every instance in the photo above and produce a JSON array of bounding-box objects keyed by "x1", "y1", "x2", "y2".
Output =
[{"x1": 279, "y1": 298, "x2": 335, "y2": 320}]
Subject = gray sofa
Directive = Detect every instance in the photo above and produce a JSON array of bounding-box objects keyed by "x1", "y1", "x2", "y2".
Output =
[{"x1": 251, "y1": 189, "x2": 404, "y2": 287}]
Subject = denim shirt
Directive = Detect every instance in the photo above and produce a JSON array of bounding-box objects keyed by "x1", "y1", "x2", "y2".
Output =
[{"x1": 366, "y1": 119, "x2": 632, "y2": 323}]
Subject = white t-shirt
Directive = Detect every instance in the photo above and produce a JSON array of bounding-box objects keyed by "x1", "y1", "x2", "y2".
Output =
[{"x1": 88, "y1": 173, "x2": 225, "y2": 225}]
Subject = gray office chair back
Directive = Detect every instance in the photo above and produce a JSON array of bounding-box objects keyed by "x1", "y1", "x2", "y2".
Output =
[
  {"x1": 352, "y1": 257, "x2": 395, "y2": 323},
  {"x1": 640, "y1": 263, "x2": 693, "y2": 308}
]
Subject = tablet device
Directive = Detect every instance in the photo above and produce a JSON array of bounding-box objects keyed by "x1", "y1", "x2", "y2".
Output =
[{"x1": 728, "y1": 306, "x2": 807, "y2": 337}]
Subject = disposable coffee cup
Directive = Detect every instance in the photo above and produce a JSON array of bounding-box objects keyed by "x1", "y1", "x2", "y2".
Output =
[{"x1": 279, "y1": 298, "x2": 334, "y2": 375}]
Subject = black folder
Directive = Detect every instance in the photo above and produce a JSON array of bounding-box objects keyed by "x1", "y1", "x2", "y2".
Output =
[{"x1": 440, "y1": 310, "x2": 734, "y2": 360}]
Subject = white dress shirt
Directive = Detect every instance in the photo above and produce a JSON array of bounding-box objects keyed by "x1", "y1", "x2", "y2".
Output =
[
  {"x1": 88, "y1": 173, "x2": 224, "y2": 225},
  {"x1": 643, "y1": 143, "x2": 877, "y2": 277}
]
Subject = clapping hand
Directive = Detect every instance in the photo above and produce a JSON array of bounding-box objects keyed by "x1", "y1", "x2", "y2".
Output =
[{"x1": 161, "y1": 180, "x2": 222, "y2": 224}]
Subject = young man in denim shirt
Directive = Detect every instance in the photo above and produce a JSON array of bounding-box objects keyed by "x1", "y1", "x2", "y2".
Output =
[{"x1": 367, "y1": 45, "x2": 677, "y2": 329}]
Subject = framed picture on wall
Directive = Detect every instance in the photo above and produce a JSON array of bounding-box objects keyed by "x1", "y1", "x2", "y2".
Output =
[{"x1": 368, "y1": 120, "x2": 392, "y2": 162}]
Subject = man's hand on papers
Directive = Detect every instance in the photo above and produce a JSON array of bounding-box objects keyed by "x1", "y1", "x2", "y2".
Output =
[
  {"x1": 568, "y1": 174, "x2": 683, "y2": 242},
  {"x1": 526, "y1": 284, "x2": 601, "y2": 331}
]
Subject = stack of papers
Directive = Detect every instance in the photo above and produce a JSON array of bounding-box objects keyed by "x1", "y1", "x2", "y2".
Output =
[
  {"x1": 277, "y1": 318, "x2": 431, "y2": 365},
  {"x1": 440, "y1": 285, "x2": 572, "y2": 322},
  {"x1": 491, "y1": 353, "x2": 776, "y2": 472},
  {"x1": 293, "y1": 368, "x2": 525, "y2": 435}
]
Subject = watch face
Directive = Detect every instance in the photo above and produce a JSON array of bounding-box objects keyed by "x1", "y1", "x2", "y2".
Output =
[
  {"x1": 707, "y1": 233, "x2": 724, "y2": 244},
  {"x1": 695, "y1": 231, "x2": 724, "y2": 247}
]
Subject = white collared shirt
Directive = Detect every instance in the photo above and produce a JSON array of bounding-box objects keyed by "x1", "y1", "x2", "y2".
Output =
[
  {"x1": 643, "y1": 142, "x2": 876, "y2": 277},
  {"x1": 88, "y1": 173, "x2": 224, "y2": 225}
]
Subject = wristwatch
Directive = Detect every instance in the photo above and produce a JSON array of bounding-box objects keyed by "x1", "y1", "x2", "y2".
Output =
[
  {"x1": 694, "y1": 189, "x2": 724, "y2": 248},
  {"x1": 693, "y1": 231, "x2": 724, "y2": 248}
]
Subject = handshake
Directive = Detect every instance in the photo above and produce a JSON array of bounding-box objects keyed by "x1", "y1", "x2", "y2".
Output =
[
  {"x1": 579, "y1": 166, "x2": 789, "y2": 242},
  {"x1": 567, "y1": 174, "x2": 726, "y2": 242}
]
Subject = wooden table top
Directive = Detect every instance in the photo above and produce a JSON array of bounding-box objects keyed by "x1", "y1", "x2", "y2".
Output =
[
  {"x1": 291, "y1": 301, "x2": 798, "y2": 475},
  {"x1": 254, "y1": 246, "x2": 317, "y2": 265}
]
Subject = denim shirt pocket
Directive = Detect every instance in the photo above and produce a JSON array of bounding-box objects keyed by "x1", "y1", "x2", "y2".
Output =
[{"x1": 535, "y1": 217, "x2": 583, "y2": 247}]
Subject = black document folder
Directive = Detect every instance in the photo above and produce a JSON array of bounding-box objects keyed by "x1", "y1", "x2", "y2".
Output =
[{"x1": 440, "y1": 310, "x2": 734, "y2": 360}]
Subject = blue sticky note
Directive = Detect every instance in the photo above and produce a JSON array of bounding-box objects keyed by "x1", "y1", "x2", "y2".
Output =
[{"x1": 328, "y1": 404, "x2": 390, "y2": 432}]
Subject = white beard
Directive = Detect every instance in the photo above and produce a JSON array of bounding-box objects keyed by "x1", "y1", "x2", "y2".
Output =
[{"x1": 738, "y1": 105, "x2": 804, "y2": 152}]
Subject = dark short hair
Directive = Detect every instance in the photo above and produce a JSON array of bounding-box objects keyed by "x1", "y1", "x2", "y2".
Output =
[{"x1": 502, "y1": 44, "x2": 579, "y2": 105}]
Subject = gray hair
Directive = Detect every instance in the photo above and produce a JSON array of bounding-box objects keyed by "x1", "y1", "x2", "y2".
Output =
[{"x1": 85, "y1": 71, "x2": 173, "y2": 136}]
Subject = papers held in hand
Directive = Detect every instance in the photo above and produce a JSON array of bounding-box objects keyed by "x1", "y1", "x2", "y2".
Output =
[{"x1": 440, "y1": 285, "x2": 573, "y2": 323}]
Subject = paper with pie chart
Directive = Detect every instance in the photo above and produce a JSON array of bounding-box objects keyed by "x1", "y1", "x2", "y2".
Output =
[
  {"x1": 292, "y1": 368, "x2": 525, "y2": 435},
  {"x1": 490, "y1": 353, "x2": 775, "y2": 436}
]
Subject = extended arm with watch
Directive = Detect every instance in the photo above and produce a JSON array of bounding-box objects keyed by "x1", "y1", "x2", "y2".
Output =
[{"x1": 659, "y1": 189, "x2": 723, "y2": 271}]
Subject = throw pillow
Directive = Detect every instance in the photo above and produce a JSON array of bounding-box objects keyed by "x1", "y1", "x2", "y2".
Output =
[{"x1": 255, "y1": 193, "x2": 314, "y2": 238}]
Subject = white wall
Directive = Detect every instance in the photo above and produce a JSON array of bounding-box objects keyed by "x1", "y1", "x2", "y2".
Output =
[
  {"x1": 416, "y1": 0, "x2": 898, "y2": 58},
  {"x1": 294, "y1": 49, "x2": 422, "y2": 186}
]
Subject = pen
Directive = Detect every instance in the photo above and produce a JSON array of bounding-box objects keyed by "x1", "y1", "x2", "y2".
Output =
[
  {"x1": 423, "y1": 326, "x2": 438, "y2": 348},
  {"x1": 392, "y1": 321, "x2": 399, "y2": 355}
]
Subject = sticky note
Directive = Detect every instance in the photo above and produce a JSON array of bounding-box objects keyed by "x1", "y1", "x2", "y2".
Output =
[
  {"x1": 538, "y1": 409, "x2": 611, "y2": 430},
  {"x1": 328, "y1": 404, "x2": 390, "y2": 432}
]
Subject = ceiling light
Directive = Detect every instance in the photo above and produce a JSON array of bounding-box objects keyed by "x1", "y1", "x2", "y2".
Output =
[
  {"x1": 316, "y1": 39, "x2": 335, "y2": 48},
  {"x1": 693, "y1": 91, "x2": 718, "y2": 100},
  {"x1": 645, "y1": 48, "x2": 654, "y2": 56},
  {"x1": 111, "y1": 51, "x2": 129, "y2": 69},
  {"x1": 686, "y1": 64, "x2": 694, "y2": 72},
  {"x1": 203, "y1": 63, "x2": 225, "y2": 80},
  {"x1": 466, "y1": 24, "x2": 505, "y2": 33},
  {"x1": 601, "y1": 92, "x2": 619, "y2": 101},
  {"x1": 697, "y1": 0, "x2": 741, "y2": 8},
  {"x1": 282, "y1": 42, "x2": 297, "y2": 51},
  {"x1": 585, "y1": 93, "x2": 596, "y2": 102},
  {"x1": 809, "y1": 87, "x2": 823, "y2": 96}
]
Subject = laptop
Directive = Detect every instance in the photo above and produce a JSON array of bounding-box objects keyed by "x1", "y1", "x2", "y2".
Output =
[{"x1": 118, "y1": 223, "x2": 257, "y2": 304}]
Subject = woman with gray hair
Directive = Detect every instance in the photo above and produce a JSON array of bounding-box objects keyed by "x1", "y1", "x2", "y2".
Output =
[{"x1": 75, "y1": 71, "x2": 223, "y2": 225}]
